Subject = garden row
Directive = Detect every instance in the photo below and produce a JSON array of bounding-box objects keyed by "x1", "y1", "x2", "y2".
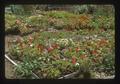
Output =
[
  {"x1": 5, "y1": 11, "x2": 114, "y2": 35},
  {"x1": 8, "y1": 30, "x2": 115, "y2": 79}
]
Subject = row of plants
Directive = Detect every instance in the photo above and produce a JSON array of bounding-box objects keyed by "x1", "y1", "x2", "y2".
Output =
[
  {"x1": 8, "y1": 30, "x2": 115, "y2": 79},
  {"x1": 5, "y1": 11, "x2": 115, "y2": 35}
]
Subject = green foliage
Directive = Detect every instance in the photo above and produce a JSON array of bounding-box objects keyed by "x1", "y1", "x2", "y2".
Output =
[
  {"x1": 72, "y1": 5, "x2": 89, "y2": 14},
  {"x1": 46, "y1": 67, "x2": 61, "y2": 78},
  {"x1": 46, "y1": 11, "x2": 75, "y2": 19},
  {"x1": 102, "y1": 51, "x2": 115, "y2": 71},
  {"x1": 5, "y1": 14, "x2": 17, "y2": 31},
  {"x1": 26, "y1": 15, "x2": 48, "y2": 30},
  {"x1": 6, "y1": 8, "x2": 115, "y2": 79}
]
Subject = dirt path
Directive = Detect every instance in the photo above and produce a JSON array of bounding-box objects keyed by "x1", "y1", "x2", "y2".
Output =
[
  {"x1": 5, "y1": 59, "x2": 17, "y2": 79},
  {"x1": 5, "y1": 35, "x2": 22, "y2": 79}
]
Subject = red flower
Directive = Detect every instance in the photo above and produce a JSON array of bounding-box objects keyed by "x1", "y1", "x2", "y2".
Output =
[
  {"x1": 75, "y1": 47, "x2": 81, "y2": 52},
  {"x1": 91, "y1": 50, "x2": 98, "y2": 55},
  {"x1": 72, "y1": 57, "x2": 76, "y2": 64}
]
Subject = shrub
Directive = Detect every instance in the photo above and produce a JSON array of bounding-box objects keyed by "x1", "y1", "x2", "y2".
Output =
[
  {"x1": 46, "y1": 67, "x2": 61, "y2": 78},
  {"x1": 48, "y1": 18, "x2": 66, "y2": 30},
  {"x1": 88, "y1": 15, "x2": 115, "y2": 30},
  {"x1": 46, "y1": 11, "x2": 75, "y2": 19},
  {"x1": 5, "y1": 14, "x2": 17, "y2": 31},
  {"x1": 26, "y1": 15, "x2": 49, "y2": 30}
]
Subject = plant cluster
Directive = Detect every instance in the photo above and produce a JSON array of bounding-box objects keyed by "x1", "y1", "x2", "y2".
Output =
[
  {"x1": 9, "y1": 29, "x2": 115, "y2": 78},
  {"x1": 5, "y1": 11, "x2": 114, "y2": 35}
]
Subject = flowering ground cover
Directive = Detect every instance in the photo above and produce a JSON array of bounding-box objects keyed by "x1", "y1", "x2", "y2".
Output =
[
  {"x1": 5, "y1": 9, "x2": 115, "y2": 79},
  {"x1": 6, "y1": 28, "x2": 115, "y2": 79}
]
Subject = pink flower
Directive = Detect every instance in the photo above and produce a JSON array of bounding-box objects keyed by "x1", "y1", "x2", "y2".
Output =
[{"x1": 47, "y1": 47, "x2": 54, "y2": 53}]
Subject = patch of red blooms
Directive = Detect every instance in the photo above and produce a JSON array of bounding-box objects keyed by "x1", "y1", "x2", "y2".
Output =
[{"x1": 72, "y1": 57, "x2": 76, "y2": 64}]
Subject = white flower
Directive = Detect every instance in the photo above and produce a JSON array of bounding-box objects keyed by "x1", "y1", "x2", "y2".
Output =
[
  {"x1": 85, "y1": 36, "x2": 89, "y2": 39},
  {"x1": 17, "y1": 50, "x2": 20, "y2": 53},
  {"x1": 75, "y1": 63, "x2": 80, "y2": 66},
  {"x1": 38, "y1": 57, "x2": 42, "y2": 60},
  {"x1": 30, "y1": 44, "x2": 33, "y2": 47},
  {"x1": 97, "y1": 39, "x2": 101, "y2": 41},
  {"x1": 91, "y1": 41, "x2": 94, "y2": 44},
  {"x1": 94, "y1": 35, "x2": 97, "y2": 38},
  {"x1": 43, "y1": 58, "x2": 46, "y2": 61},
  {"x1": 52, "y1": 38, "x2": 56, "y2": 41},
  {"x1": 63, "y1": 58, "x2": 66, "y2": 60},
  {"x1": 16, "y1": 47, "x2": 19, "y2": 50},
  {"x1": 48, "y1": 58, "x2": 50, "y2": 61}
]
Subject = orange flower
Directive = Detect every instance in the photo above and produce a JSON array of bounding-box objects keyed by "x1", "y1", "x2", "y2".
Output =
[
  {"x1": 37, "y1": 44, "x2": 44, "y2": 52},
  {"x1": 15, "y1": 20, "x2": 21, "y2": 24},
  {"x1": 75, "y1": 47, "x2": 81, "y2": 52},
  {"x1": 51, "y1": 44, "x2": 59, "y2": 49},
  {"x1": 28, "y1": 36, "x2": 33, "y2": 43}
]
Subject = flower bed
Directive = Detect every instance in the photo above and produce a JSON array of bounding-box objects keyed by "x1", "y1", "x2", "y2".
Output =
[
  {"x1": 7, "y1": 29, "x2": 115, "y2": 79},
  {"x1": 5, "y1": 11, "x2": 114, "y2": 35}
]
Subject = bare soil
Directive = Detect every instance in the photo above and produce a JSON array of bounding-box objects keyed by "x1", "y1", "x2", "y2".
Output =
[
  {"x1": 5, "y1": 35, "x2": 21, "y2": 79},
  {"x1": 5, "y1": 59, "x2": 16, "y2": 79}
]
